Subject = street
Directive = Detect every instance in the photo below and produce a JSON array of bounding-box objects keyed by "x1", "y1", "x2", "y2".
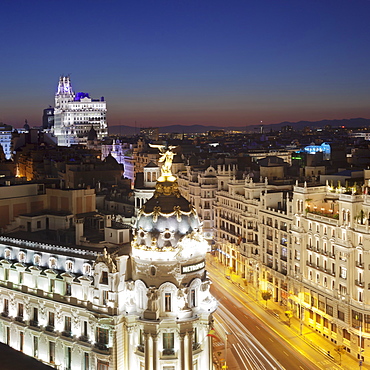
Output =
[{"x1": 208, "y1": 258, "x2": 343, "y2": 370}]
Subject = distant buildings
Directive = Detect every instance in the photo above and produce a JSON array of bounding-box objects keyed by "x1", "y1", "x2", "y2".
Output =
[
  {"x1": 0, "y1": 123, "x2": 14, "y2": 160},
  {"x1": 52, "y1": 76, "x2": 108, "y2": 147}
]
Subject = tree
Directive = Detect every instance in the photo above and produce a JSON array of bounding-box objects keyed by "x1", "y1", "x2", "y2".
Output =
[
  {"x1": 335, "y1": 345, "x2": 345, "y2": 366},
  {"x1": 261, "y1": 290, "x2": 272, "y2": 308}
]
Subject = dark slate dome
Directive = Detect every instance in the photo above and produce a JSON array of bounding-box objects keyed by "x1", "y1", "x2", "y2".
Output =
[{"x1": 135, "y1": 180, "x2": 201, "y2": 250}]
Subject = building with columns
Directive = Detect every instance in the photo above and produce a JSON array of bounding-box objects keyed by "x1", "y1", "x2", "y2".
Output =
[{"x1": 0, "y1": 147, "x2": 216, "y2": 369}]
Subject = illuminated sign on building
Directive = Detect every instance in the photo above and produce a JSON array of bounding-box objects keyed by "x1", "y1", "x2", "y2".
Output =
[{"x1": 181, "y1": 260, "x2": 205, "y2": 274}]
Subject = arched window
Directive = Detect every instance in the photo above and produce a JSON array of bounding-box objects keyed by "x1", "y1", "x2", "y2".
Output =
[
  {"x1": 83, "y1": 263, "x2": 91, "y2": 275},
  {"x1": 49, "y1": 257, "x2": 57, "y2": 269},
  {"x1": 18, "y1": 251, "x2": 26, "y2": 263},
  {"x1": 4, "y1": 249, "x2": 11, "y2": 260},
  {"x1": 65, "y1": 260, "x2": 73, "y2": 272},
  {"x1": 34, "y1": 254, "x2": 41, "y2": 266}
]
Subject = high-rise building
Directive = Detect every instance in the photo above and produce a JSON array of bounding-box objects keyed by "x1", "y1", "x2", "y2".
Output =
[{"x1": 52, "y1": 76, "x2": 108, "y2": 146}]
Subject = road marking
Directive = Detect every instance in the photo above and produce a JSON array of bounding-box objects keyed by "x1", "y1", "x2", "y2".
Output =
[
  {"x1": 283, "y1": 351, "x2": 288, "y2": 356},
  {"x1": 256, "y1": 326, "x2": 261, "y2": 330},
  {"x1": 269, "y1": 338, "x2": 273, "y2": 342},
  {"x1": 299, "y1": 367, "x2": 304, "y2": 370}
]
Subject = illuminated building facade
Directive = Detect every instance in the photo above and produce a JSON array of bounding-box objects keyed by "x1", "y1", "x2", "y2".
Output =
[
  {"x1": 0, "y1": 148, "x2": 216, "y2": 369},
  {"x1": 53, "y1": 76, "x2": 108, "y2": 147},
  {"x1": 0, "y1": 123, "x2": 14, "y2": 160},
  {"x1": 209, "y1": 172, "x2": 370, "y2": 362}
]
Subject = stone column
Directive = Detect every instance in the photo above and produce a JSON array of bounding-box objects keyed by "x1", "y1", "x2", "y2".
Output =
[
  {"x1": 144, "y1": 332, "x2": 152, "y2": 370},
  {"x1": 127, "y1": 326, "x2": 135, "y2": 369},
  {"x1": 152, "y1": 333, "x2": 158, "y2": 370},
  {"x1": 187, "y1": 330, "x2": 193, "y2": 370},
  {"x1": 179, "y1": 332, "x2": 186, "y2": 370}
]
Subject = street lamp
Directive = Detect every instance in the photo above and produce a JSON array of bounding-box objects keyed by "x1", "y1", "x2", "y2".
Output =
[{"x1": 223, "y1": 332, "x2": 232, "y2": 370}]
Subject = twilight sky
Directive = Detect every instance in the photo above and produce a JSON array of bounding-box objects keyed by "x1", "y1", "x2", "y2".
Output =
[{"x1": 1, "y1": 0, "x2": 370, "y2": 128}]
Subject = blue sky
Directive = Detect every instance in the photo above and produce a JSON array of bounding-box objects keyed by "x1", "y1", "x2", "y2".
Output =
[{"x1": 1, "y1": 0, "x2": 370, "y2": 128}]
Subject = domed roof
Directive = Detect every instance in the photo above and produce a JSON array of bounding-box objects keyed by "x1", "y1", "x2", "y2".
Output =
[{"x1": 134, "y1": 180, "x2": 201, "y2": 250}]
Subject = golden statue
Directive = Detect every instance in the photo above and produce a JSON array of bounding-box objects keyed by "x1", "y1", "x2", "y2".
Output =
[{"x1": 149, "y1": 144, "x2": 177, "y2": 182}]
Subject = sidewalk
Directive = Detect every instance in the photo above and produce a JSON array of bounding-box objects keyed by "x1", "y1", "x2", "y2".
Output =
[{"x1": 208, "y1": 254, "x2": 368, "y2": 370}]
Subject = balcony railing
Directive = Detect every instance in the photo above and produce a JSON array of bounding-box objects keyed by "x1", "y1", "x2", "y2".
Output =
[
  {"x1": 162, "y1": 349, "x2": 175, "y2": 356},
  {"x1": 356, "y1": 261, "x2": 364, "y2": 269},
  {"x1": 355, "y1": 280, "x2": 365, "y2": 288}
]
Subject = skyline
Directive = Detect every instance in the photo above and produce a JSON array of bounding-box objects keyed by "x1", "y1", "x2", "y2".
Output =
[{"x1": 2, "y1": 0, "x2": 370, "y2": 128}]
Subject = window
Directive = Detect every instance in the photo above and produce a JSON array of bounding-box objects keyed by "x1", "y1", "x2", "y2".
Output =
[
  {"x1": 18, "y1": 303, "x2": 24, "y2": 318},
  {"x1": 331, "y1": 323, "x2": 337, "y2": 333},
  {"x1": 66, "y1": 347, "x2": 72, "y2": 370},
  {"x1": 49, "y1": 341, "x2": 55, "y2": 364},
  {"x1": 66, "y1": 282, "x2": 71, "y2": 296},
  {"x1": 34, "y1": 254, "x2": 41, "y2": 266},
  {"x1": 65, "y1": 316, "x2": 71, "y2": 333},
  {"x1": 163, "y1": 332, "x2": 174, "y2": 353},
  {"x1": 18, "y1": 251, "x2": 26, "y2": 263},
  {"x1": 3, "y1": 298, "x2": 9, "y2": 314},
  {"x1": 191, "y1": 289, "x2": 196, "y2": 307},
  {"x1": 84, "y1": 353, "x2": 89, "y2": 370},
  {"x1": 20, "y1": 332, "x2": 24, "y2": 352},
  {"x1": 100, "y1": 271, "x2": 108, "y2": 285},
  {"x1": 165, "y1": 293, "x2": 171, "y2": 312},
  {"x1": 352, "y1": 311, "x2": 362, "y2": 329},
  {"x1": 339, "y1": 266, "x2": 347, "y2": 279},
  {"x1": 66, "y1": 260, "x2": 73, "y2": 272},
  {"x1": 48, "y1": 312, "x2": 55, "y2": 327},
  {"x1": 97, "y1": 327, "x2": 109, "y2": 345},
  {"x1": 343, "y1": 328, "x2": 351, "y2": 341},
  {"x1": 83, "y1": 263, "x2": 91, "y2": 275},
  {"x1": 33, "y1": 336, "x2": 38, "y2": 357},
  {"x1": 4, "y1": 249, "x2": 11, "y2": 260},
  {"x1": 33, "y1": 307, "x2": 38, "y2": 323},
  {"x1": 97, "y1": 361, "x2": 109, "y2": 370},
  {"x1": 338, "y1": 310, "x2": 345, "y2": 321},
  {"x1": 49, "y1": 257, "x2": 57, "y2": 269},
  {"x1": 323, "y1": 317, "x2": 329, "y2": 328}
]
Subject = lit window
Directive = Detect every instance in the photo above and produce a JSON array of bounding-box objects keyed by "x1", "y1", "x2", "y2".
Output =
[
  {"x1": 49, "y1": 257, "x2": 57, "y2": 269},
  {"x1": 34, "y1": 254, "x2": 41, "y2": 266},
  {"x1": 4, "y1": 249, "x2": 11, "y2": 260},
  {"x1": 83, "y1": 263, "x2": 91, "y2": 275},
  {"x1": 165, "y1": 293, "x2": 171, "y2": 312},
  {"x1": 65, "y1": 260, "x2": 73, "y2": 272},
  {"x1": 18, "y1": 251, "x2": 26, "y2": 263}
]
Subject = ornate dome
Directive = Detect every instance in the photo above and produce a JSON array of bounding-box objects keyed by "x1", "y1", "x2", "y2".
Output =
[{"x1": 134, "y1": 180, "x2": 201, "y2": 250}]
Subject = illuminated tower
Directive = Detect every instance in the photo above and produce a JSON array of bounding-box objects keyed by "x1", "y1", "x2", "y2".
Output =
[
  {"x1": 124, "y1": 145, "x2": 217, "y2": 370},
  {"x1": 53, "y1": 76, "x2": 107, "y2": 146}
]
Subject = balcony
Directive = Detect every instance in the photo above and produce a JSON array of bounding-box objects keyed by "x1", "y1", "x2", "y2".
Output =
[
  {"x1": 94, "y1": 342, "x2": 109, "y2": 352},
  {"x1": 78, "y1": 335, "x2": 89, "y2": 343},
  {"x1": 266, "y1": 235, "x2": 273, "y2": 241},
  {"x1": 355, "y1": 280, "x2": 365, "y2": 288},
  {"x1": 192, "y1": 342, "x2": 201, "y2": 351},
  {"x1": 61, "y1": 330, "x2": 72, "y2": 338},
  {"x1": 162, "y1": 349, "x2": 175, "y2": 356},
  {"x1": 45, "y1": 325, "x2": 55, "y2": 332},
  {"x1": 29, "y1": 319, "x2": 39, "y2": 328},
  {"x1": 137, "y1": 345, "x2": 144, "y2": 353},
  {"x1": 267, "y1": 249, "x2": 273, "y2": 255},
  {"x1": 356, "y1": 261, "x2": 364, "y2": 269},
  {"x1": 280, "y1": 255, "x2": 287, "y2": 262}
]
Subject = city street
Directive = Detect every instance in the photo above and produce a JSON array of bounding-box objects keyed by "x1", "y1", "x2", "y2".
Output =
[{"x1": 208, "y1": 256, "x2": 346, "y2": 370}]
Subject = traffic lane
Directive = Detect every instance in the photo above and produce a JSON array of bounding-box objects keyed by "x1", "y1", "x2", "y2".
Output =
[{"x1": 211, "y1": 282, "x2": 321, "y2": 370}]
